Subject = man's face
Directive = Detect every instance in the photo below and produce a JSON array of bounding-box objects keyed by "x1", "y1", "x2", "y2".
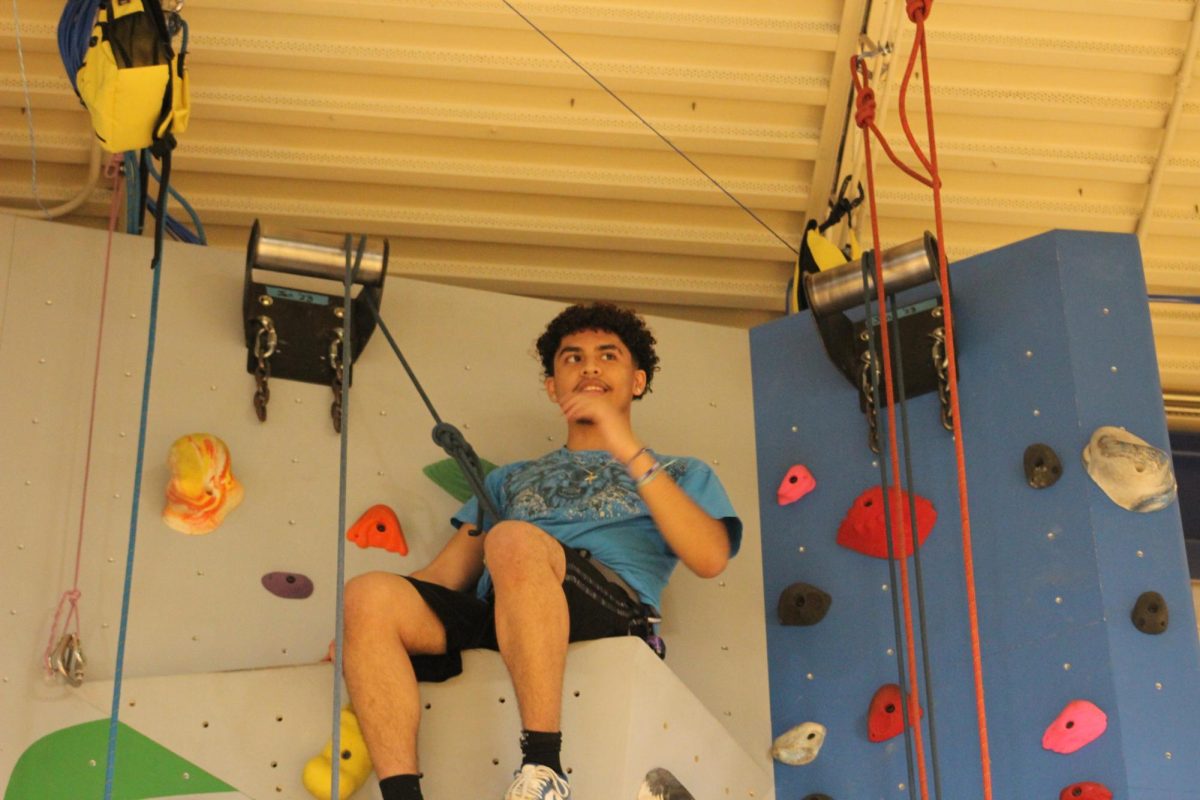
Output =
[{"x1": 544, "y1": 328, "x2": 647, "y2": 411}]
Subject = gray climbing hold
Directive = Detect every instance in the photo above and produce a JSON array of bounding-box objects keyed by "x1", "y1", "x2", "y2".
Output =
[
  {"x1": 1024, "y1": 443, "x2": 1063, "y2": 488},
  {"x1": 1131, "y1": 591, "x2": 1168, "y2": 635},
  {"x1": 637, "y1": 768, "x2": 695, "y2": 800},
  {"x1": 1081, "y1": 426, "x2": 1177, "y2": 512},
  {"x1": 778, "y1": 582, "x2": 831, "y2": 627},
  {"x1": 771, "y1": 721, "x2": 826, "y2": 766},
  {"x1": 262, "y1": 572, "x2": 314, "y2": 599}
]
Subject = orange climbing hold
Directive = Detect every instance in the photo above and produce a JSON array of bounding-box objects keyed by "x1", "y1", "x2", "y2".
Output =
[{"x1": 346, "y1": 504, "x2": 408, "y2": 556}]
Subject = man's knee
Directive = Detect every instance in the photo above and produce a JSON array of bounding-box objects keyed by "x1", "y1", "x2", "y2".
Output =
[
  {"x1": 344, "y1": 572, "x2": 450, "y2": 656},
  {"x1": 344, "y1": 572, "x2": 405, "y2": 628},
  {"x1": 484, "y1": 521, "x2": 564, "y2": 582}
]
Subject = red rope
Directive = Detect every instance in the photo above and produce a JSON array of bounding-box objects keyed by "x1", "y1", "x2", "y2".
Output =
[
  {"x1": 42, "y1": 156, "x2": 124, "y2": 677},
  {"x1": 853, "y1": 56, "x2": 930, "y2": 800},
  {"x1": 850, "y1": 2, "x2": 995, "y2": 795},
  {"x1": 910, "y1": 20, "x2": 995, "y2": 800}
]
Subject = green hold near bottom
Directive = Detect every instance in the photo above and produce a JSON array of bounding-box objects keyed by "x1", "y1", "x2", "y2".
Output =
[
  {"x1": 423, "y1": 457, "x2": 498, "y2": 503},
  {"x1": 5, "y1": 719, "x2": 236, "y2": 800}
]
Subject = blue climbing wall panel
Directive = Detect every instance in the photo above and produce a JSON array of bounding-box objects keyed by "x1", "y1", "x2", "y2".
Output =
[{"x1": 751, "y1": 230, "x2": 1200, "y2": 800}]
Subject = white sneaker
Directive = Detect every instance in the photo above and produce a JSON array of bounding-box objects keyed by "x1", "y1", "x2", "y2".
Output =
[{"x1": 503, "y1": 764, "x2": 571, "y2": 799}]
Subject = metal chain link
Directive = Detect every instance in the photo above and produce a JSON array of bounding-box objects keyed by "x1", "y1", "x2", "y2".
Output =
[
  {"x1": 859, "y1": 351, "x2": 881, "y2": 454},
  {"x1": 330, "y1": 328, "x2": 345, "y2": 433},
  {"x1": 930, "y1": 325, "x2": 953, "y2": 431},
  {"x1": 252, "y1": 316, "x2": 276, "y2": 422}
]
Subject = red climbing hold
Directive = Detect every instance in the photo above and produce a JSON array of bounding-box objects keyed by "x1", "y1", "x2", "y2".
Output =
[
  {"x1": 347, "y1": 504, "x2": 409, "y2": 556},
  {"x1": 837, "y1": 486, "x2": 936, "y2": 559},
  {"x1": 867, "y1": 683, "x2": 923, "y2": 743},
  {"x1": 777, "y1": 464, "x2": 816, "y2": 505},
  {"x1": 1042, "y1": 699, "x2": 1107, "y2": 754},
  {"x1": 1059, "y1": 782, "x2": 1113, "y2": 800}
]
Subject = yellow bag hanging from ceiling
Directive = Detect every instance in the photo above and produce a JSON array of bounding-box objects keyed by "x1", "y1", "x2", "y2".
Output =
[{"x1": 75, "y1": 0, "x2": 189, "y2": 154}]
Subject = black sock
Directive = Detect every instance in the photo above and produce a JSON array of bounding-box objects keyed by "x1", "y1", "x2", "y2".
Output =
[
  {"x1": 379, "y1": 773, "x2": 423, "y2": 800},
  {"x1": 520, "y1": 729, "x2": 563, "y2": 776}
]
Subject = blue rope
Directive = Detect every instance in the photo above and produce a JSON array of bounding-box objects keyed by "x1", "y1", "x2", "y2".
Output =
[
  {"x1": 103, "y1": 192, "x2": 168, "y2": 800},
  {"x1": 57, "y1": 0, "x2": 98, "y2": 90},
  {"x1": 1148, "y1": 294, "x2": 1200, "y2": 305},
  {"x1": 330, "y1": 236, "x2": 363, "y2": 799}
]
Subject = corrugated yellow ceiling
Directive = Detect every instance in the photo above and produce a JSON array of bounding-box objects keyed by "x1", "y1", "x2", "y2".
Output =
[{"x1": 1, "y1": 0, "x2": 1198, "y2": 428}]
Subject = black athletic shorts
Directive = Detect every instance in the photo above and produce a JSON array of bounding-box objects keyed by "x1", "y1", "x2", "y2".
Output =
[{"x1": 405, "y1": 542, "x2": 647, "y2": 682}]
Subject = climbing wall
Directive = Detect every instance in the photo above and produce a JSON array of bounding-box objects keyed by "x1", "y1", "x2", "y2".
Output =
[
  {"x1": 0, "y1": 212, "x2": 771, "y2": 798},
  {"x1": 751, "y1": 230, "x2": 1200, "y2": 799}
]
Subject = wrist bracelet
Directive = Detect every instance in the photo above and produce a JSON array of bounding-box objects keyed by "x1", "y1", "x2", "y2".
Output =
[
  {"x1": 635, "y1": 458, "x2": 675, "y2": 490},
  {"x1": 623, "y1": 446, "x2": 651, "y2": 468}
]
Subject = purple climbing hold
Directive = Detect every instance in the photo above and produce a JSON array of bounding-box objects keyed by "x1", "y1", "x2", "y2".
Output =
[{"x1": 262, "y1": 572, "x2": 314, "y2": 599}]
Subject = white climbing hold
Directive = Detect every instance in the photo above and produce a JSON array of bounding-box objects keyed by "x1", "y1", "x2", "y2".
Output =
[
  {"x1": 1082, "y1": 426, "x2": 1177, "y2": 512},
  {"x1": 770, "y1": 721, "x2": 827, "y2": 766}
]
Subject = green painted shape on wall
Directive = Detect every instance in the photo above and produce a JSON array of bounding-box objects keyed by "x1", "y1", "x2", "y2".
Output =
[
  {"x1": 5, "y1": 719, "x2": 236, "y2": 800},
  {"x1": 422, "y1": 457, "x2": 497, "y2": 503}
]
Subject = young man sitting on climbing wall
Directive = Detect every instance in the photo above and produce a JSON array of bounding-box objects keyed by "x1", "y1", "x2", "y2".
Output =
[{"x1": 342, "y1": 302, "x2": 742, "y2": 800}]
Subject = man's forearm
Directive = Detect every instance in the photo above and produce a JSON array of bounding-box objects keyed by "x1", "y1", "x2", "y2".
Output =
[{"x1": 625, "y1": 450, "x2": 730, "y2": 578}]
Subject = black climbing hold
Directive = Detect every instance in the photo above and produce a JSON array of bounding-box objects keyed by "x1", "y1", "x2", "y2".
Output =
[
  {"x1": 802, "y1": 795, "x2": 833, "y2": 800},
  {"x1": 777, "y1": 582, "x2": 831, "y2": 626},
  {"x1": 1131, "y1": 590, "x2": 1168, "y2": 635},
  {"x1": 1024, "y1": 443, "x2": 1063, "y2": 489}
]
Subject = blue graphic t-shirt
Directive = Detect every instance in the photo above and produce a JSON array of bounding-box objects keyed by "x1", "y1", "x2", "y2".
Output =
[{"x1": 451, "y1": 448, "x2": 742, "y2": 609}]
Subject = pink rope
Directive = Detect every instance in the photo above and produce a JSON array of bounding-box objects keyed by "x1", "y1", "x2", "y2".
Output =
[{"x1": 42, "y1": 155, "x2": 124, "y2": 677}]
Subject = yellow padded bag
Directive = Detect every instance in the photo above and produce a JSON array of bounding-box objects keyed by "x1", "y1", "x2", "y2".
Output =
[{"x1": 75, "y1": 0, "x2": 188, "y2": 153}]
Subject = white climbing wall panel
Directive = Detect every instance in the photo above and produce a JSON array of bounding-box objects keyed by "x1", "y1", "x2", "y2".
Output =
[
  {"x1": 0, "y1": 212, "x2": 770, "y2": 795},
  {"x1": 77, "y1": 640, "x2": 769, "y2": 798}
]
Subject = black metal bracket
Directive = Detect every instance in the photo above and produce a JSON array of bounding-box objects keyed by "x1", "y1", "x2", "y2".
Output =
[{"x1": 242, "y1": 222, "x2": 387, "y2": 387}]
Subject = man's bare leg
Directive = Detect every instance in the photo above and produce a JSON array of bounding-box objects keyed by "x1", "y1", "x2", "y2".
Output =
[
  {"x1": 484, "y1": 521, "x2": 570, "y2": 732},
  {"x1": 342, "y1": 571, "x2": 448, "y2": 778}
]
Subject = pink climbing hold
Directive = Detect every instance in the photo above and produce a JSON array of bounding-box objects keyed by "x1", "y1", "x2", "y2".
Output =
[
  {"x1": 1059, "y1": 782, "x2": 1113, "y2": 800},
  {"x1": 777, "y1": 465, "x2": 816, "y2": 505},
  {"x1": 1042, "y1": 699, "x2": 1107, "y2": 754}
]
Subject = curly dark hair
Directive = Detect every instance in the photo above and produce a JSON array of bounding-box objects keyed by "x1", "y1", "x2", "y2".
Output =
[{"x1": 536, "y1": 302, "x2": 659, "y2": 398}]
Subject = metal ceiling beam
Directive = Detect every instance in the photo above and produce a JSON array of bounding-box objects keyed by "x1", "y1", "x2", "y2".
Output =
[
  {"x1": 803, "y1": 0, "x2": 870, "y2": 230},
  {"x1": 1137, "y1": 0, "x2": 1200, "y2": 242}
]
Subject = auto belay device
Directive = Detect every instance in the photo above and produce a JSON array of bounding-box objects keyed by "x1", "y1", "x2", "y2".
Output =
[
  {"x1": 243, "y1": 220, "x2": 389, "y2": 431},
  {"x1": 803, "y1": 232, "x2": 957, "y2": 453}
]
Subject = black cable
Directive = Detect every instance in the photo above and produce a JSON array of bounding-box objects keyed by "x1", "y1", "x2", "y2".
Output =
[
  {"x1": 496, "y1": 0, "x2": 799, "y2": 257},
  {"x1": 357, "y1": 282, "x2": 503, "y2": 529},
  {"x1": 885, "y1": 293, "x2": 943, "y2": 800},
  {"x1": 861, "y1": 253, "x2": 918, "y2": 800}
]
